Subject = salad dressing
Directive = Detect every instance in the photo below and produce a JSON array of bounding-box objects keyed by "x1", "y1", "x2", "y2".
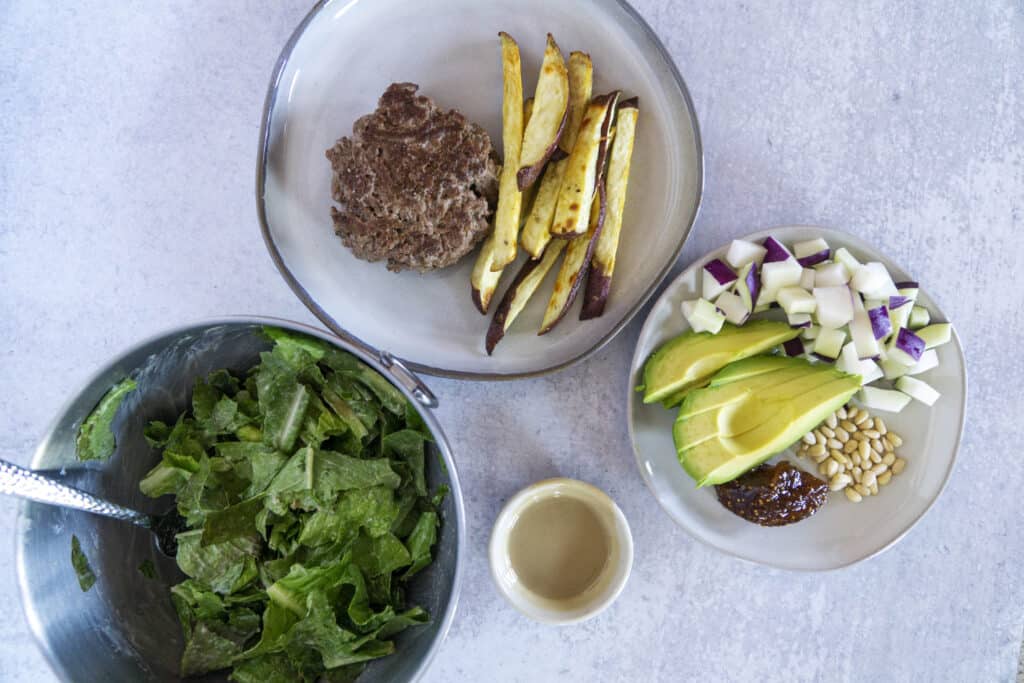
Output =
[{"x1": 507, "y1": 495, "x2": 610, "y2": 601}]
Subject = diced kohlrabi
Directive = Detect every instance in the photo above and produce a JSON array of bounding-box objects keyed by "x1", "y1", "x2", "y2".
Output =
[
  {"x1": 858, "y1": 386, "x2": 912, "y2": 413},
  {"x1": 879, "y1": 357, "x2": 911, "y2": 380},
  {"x1": 799, "y1": 268, "x2": 816, "y2": 290},
  {"x1": 915, "y1": 323, "x2": 951, "y2": 348},
  {"x1": 715, "y1": 290, "x2": 749, "y2": 325},
  {"x1": 761, "y1": 259, "x2": 803, "y2": 291},
  {"x1": 909, "y1": 305, "x2": 930, "y2": 329},
  {"x1": 681, "y1": 298, "x2": 726, "y2": 334},
  {"x1": 734, "y1": 262, "x2": 759, "y2": 312},
  {"x1": 888, "y1": 295, "x2": 911, "y2": 310},
  {"x1": 849, "y1": 309, "x2": 880, "y2": 359},
  {"x1": 782, "y1": 338, "x2": 805, "y2": 357},
  {"x1": 778, "y1": 287, "x2": 816, "y2": 315},
  {"x1": 895, "y1": 376, "x2": 940, "y2": 406},
  {"x1": 814, "y1": 262, "x2": 850, "y2": 287},
  {"x1": 812, "y1": 326, "x2": 847, "y2": 360},
  {"x1": 702, "y1": 258, "x2": 738, "y2": 299},
  {"x1": 907, "y1": 348, "x2": 939, "y2": 375},
  {"x1": 813, "y1": 286, "x2": 854, "y2": 328},
  {"x1": 851, "y1": 262, "x2": 897, "y2": 297},
  {"x1": 762, "y1": 236, "x2": 792, "y2": 263},
  {"x1": 787, "y1": 312, "x2": 812, "y2": 328},
  {"x1": 801, "y1": 324, "x2": 820, "y2": 340},
  {"x1": 833, "y1": 247, "x2": 862, "y2": 274},
  {"x1": 725, "y1": 240, "x2": 768, "y2": 269},
  {"x1": 895, "y1": 281, "x2": 919, "y2": 300},
  {"x1": 887, "y1": 327, "x2": 926, "y2": 366},
  {"x1": 889, "y1": 301, "x2": 912, "y2": 334},
  {"x1": 794, "y1": 238, "x2": 830, "y2": 259},
  {"x1": 837, "y1": 342, "x2": 883, "y2": 384},
  {"x1": 867, "y1": 306, "x2": 891, "y2": 340}
]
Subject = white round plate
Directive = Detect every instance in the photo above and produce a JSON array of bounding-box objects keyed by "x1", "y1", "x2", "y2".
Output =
[
  {"x1": 627, "y1": 226, "x2": 967, "y2": 571},
  {"x1": 258, "y1": 0, "x2": 702, "y2": 379}
]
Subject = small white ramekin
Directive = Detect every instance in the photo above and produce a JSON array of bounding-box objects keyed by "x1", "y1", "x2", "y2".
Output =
[{"x1": 488, "y1": 478, "x2": 633, "y2": 625}]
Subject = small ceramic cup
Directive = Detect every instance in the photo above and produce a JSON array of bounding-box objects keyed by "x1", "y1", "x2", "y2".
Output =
[{"x1": 488, "y1": 478, "x2": 633, "y2": 625}]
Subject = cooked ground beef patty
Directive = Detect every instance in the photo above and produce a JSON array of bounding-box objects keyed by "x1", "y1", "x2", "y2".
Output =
[{"x1": 326, "y1": 83, "x2": 500, "y2": 272}]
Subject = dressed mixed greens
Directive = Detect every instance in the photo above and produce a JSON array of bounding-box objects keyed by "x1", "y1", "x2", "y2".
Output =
[
  {"x1": 76, "y1": 377, "x2": 136, "y2": 461},
  {"x1": 138, "y1": 328, "x2": 443, "y2": 681}
]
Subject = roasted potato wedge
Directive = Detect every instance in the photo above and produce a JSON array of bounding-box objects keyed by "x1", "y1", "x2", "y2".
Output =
[
  {"x1": 490, "y1": 32, "x2": 525, "y2": 272},
  {"x1": 580, "y1": 97, "x2": 638, "y2": 320},
  {"x1": 516, "y1": 34, "x2": 569, "y2": 191},
  {"x1": 539, "y1": 190, "x2": 605, "y2": 334},
  {"x1": 471, "y1": 98, "x2": 536, "y2": 314},
  {"x1": 485, "y1": 240, "x2": 566, "y2": 353},
  {"x1": 520, "y1": 52, "x2": 594, "y2": 259},
  {"x1": 548, "y1": 90, "x2": 619, "y2": 238}
]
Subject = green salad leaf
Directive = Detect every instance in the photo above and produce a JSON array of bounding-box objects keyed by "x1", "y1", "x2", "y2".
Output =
[
  {"x1": 137, "y1": 328, "x2": 443, "y2": 680},
  {"x1": 76, "y1": 377, "x2": 136, "y2": 461},
  {"x1": 71, "y1": 535, "x2": 96, "y2": 591}
]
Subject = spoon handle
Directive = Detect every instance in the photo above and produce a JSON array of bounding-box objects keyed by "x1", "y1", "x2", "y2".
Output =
[{"x1": 0, "y1": 459, "x2": 152, "y2": 526}]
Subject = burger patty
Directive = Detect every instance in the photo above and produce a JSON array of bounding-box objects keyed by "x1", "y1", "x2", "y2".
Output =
[{"x1": 326, "y1": 83, "x2": 500, "y2": 272}]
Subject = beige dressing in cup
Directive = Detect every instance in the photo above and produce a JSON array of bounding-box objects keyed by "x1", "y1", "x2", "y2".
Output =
[{"x1": 507, "y1": 495, "x2": 611, "y2": 601}]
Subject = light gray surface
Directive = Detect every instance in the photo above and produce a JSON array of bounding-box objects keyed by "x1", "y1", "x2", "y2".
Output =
[{"x1": 0, "y1": 1, "x2": 1020, "y2": 682}]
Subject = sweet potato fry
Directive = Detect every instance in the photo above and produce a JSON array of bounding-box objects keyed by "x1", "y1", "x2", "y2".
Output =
[
  {"x1": 516, "y1": 34, "x2": 569, "y2": 191},
  {"x1": 580, "y1": 97, "x2": 638, "y2": 320},
  {"x1": 490, "y1": 32, "x2": 525, "y2": 272},
  {"x1": 485, "y1": 241, "x2": 566, "y2": 353}
]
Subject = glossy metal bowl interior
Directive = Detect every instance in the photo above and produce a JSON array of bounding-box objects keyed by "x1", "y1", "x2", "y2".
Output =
[{"x1": 14, "y1": 316, "x2": 465, "y2": 683}]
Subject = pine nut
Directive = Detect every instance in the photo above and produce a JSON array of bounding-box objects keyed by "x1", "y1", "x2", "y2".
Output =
[
  {"x1": 892, "y1": 458, "x2": 906, "y2": 475},
  {"x1": 870, "y1": 451, "x2": 882, "y2": 464},
  {"x1": 826, "y1": 459, "x2": 839, "y2": 477},
  {"x1": 840, "y1": 420, "x2": 857, "y2": 433},
  {"x1": 820, "y1": 426, "x2": 835, "y2": 439},
  {"x1": 859, "y1": 440, "x2": 871, "y2": 460},
  {"x1": 854, "y1": 483, "x2": 869, "y2": 497},
  {"x1": 834, "y1": 427, "x2": 850, "y2": 442},
  {"x1": 818, "y1": 462, "x2": 830, "y2": 476},
  {"x1": 862, "y1": 429, "x2": 881, "y2": 439},
  {"x1": 815, "y1": 430, "x2": 827, "y2": 445},
  {"x1": 852, "y1": 430, "x2": 867, "y2": 442},
  {"x1": 888, "y1": 433, "x2": 903, "y2": 448},
  {"x1": 813, "y1": 452, "x2": 829, "y2": 464},
  {"x1": 882, "y1": 453, "x2": 895, "y2": 466},
  {"x1": 828, "y1": 438, "x2": 843, "y2": 450},
  {"x1": 843, "y1": 406, "x2": 856, "y2": 421},
  {"x1": 851, "y1": 466, "x2": 863, "y2": 482},
  {"x1": 878, "y1": 471, "x2": 892, "y2": 486},
  {"x1": 870, "y1": 463, "x2": 887, "y2": 476},
  {"x1": 861, "y1": 471, "x2": 877, "y2": 487},
  {"x1": 809, "y1": 444, "x2": 826, "y2": 457},
  {"x1": 834, "y1": 452, "x2": 851, "y2": 467},
  {"x1": 874, "y1": 418, "x2": 887, "y2": 435},
  {"x1": 802, "y1": 432, "x2": 816, "y2": 445},
  {"x1": 869, "y1": 482, "x2": 878, "y2": 495},
  {"x1": 826, "y1": 414, "x2": 838, "y2": 429},
  {"x1": 854, "y1": 411, "x2": 871, "y2": 426},
  {"x1": 871, "y1": 439, "x2": 884, "y2": 454},
  {"x1": 837, "y1": 406, "x2": 848, "y2": 420},
  {"x1": 830, "y1": 473, "x2": 851, "y2": 490},
  {"x1": 851, "y1": 453, "x2": 862, "y2": 467},
  {"x1": 844, "y1": 440, "x2": 858, "y2": 454},
  {"x1": 882, "y1": 439, "x2": 895, "y2": 454},
  {"x1": 845, "y1": 487, "x2": 862, "y2": 503}
]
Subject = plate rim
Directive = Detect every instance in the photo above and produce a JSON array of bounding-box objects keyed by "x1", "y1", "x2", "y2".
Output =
[
  {"x1": 626, "y1": 225, "x2": 969, "y2": 571},
  {"x1": 254, "y1": 0, "x2": 705, "y2": 381}
]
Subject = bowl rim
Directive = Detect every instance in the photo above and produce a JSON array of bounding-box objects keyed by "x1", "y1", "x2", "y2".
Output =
[
  {"x1": 625, "y1": 226, "x2": 969, "y2": 572},
  {"x1": 254, "y1": 0, "x2": 705, "y2": 381},
  {"x1": 14, "y1": 314, "x2": 467, "y2": 683}
]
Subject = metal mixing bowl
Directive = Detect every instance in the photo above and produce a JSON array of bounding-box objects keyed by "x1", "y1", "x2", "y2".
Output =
[{"x1": 14, "y1": 317, "x2": 465, "y2": 682}]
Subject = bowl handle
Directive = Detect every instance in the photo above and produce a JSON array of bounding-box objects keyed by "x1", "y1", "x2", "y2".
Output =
[{"x1": 377, "y1": 351, "x2": 439, "y2": 409}]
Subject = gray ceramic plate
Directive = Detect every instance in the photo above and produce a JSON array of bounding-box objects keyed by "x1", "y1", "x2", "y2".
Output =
[{"x1": 257, "y1": 0, "x2": 703, "y2": 379}]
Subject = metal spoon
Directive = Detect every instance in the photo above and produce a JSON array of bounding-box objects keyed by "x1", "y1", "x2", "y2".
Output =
[{"x1": 0, "y1": 459, "x2": 184, "y2": 556}]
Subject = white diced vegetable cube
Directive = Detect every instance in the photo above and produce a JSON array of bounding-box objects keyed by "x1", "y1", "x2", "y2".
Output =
[
  {"x1": 761, "y1": 259, "x2": 803, "y2": 292},
  {"x1": 715, "y1": 290, "x2": 749, "y2": 325},
  {"x1": 837, "y1": 342, "x2": 883, "y2": 384},
  {"x1": 814, "y1": 262, "x2": 851, "y2": 287},
  {"x1": 851, "y1": 262, "x2": 895, "y2": 297},
  {"x1": 778, "y1": 287, "x2": 817, "y2": 315},
  {"x1": 849, "y1": 310, "x2": 880, "y2": 359},
  {"x1": 909, "y1": 305, "x2": 930, "y2": 329},
  {"x1": 787, "y1": 312, "x2": 812, "y2": 328},
  {"x1": 681, "y1": 298, "x2": 726, "y2": 334},
  {"x1": 801, "y1": 324, "x2": 821, "y2": 340},
  {"x1": 896, "y1": 376, "x2": 940, "y2": 406},
  {"x1": 725, "y1": 240, "x2": 768, "y2": 269},
  {"x1": 813, "y1": 327, "x2": 847, "y2": 359},
  {"x1": 916, "y1": 323, "x2": 952, "y2": 348},
  {"x1": 794, "y1": 238, "x2": 830, "y2": 259},
  {"x1": 799, "y1": 268, "x2": 816, "y2": 290},
  {"x1": 858, "y1": 386, "x2": 912, "y2": 413},
  {"x1": 833, "y1": 247, "x2": 862, "y2": 274},
  {"x1": 879, "y1": 358, "x2": 910, "y2": 380},
  {"x1": 907, "y1": 348, "x2": 939, "y2": 375},
  {"x1": 813, "y1": 286, "x2": 854, "y2": 329}
]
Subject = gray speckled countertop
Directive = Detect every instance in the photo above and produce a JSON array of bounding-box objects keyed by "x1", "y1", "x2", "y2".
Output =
[{"x1": 1, "y1": 1, "x2": 1022, "y2": 681}]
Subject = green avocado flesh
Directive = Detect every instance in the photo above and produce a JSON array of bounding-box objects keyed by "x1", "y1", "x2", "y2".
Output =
[
  {"x1": 641, "y1": 321, "x2": 800, "y2": 405},
  {"x1": 673, "y1": 356, "x2": 860, "y2": 487}
]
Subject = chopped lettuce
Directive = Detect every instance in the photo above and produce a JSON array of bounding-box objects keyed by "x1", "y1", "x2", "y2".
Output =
[
  {"x1": 75, "y1": 377, "x2": 136, "y2": 461},
  {"x1": 71, "y1": 535, "x2": 96, "y2": 592},
  {"x1": 136, "y1": 327, "x2": 442, "y2": 680}
]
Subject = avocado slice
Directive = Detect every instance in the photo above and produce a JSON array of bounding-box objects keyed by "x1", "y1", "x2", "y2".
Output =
[
  {"x1": 641, "y1": 321, "x2": 800, "y2": 405},
  {"x1": 673, "y1": 358, "x2": 860, "y2": 486}
]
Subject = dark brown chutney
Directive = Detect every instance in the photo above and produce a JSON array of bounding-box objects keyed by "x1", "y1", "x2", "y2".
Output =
[{"x1": 715, "y1": 461, "x2": 828, "y2": 527}]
